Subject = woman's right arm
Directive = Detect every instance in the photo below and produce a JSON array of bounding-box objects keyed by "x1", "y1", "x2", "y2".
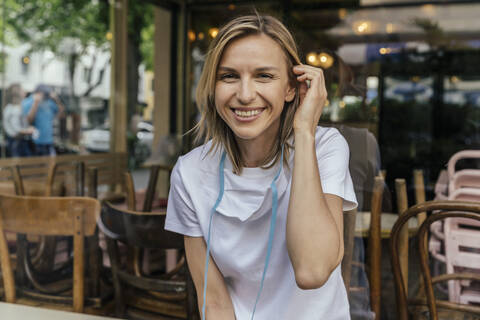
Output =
[{"x1": 184, "y1": 236, "x2": 236, "y2": 320}]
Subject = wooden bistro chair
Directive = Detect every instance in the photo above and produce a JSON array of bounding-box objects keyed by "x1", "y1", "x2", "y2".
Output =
[
  {"x1": 346, "y1": 175, "x2": 385, "y2": 319},
  {"x1": 0, "y1": 193, "x2": 101, "y2": 313},
  {"x1": 0, "y1": 164, "x2": 69, "y2": 296},
  {"x1": 12, "y1": 162, "x2": 90, "y2": 295},
  {"x1": 98, "y1": 201, "x2": 198, "y2": 319},
  {"x1": 390, "y1": 200, "x2": 480, "y2": 320}
]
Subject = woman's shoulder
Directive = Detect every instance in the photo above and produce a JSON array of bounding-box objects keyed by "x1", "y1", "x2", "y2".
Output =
[
  {"x1": 174, "y1": 140, "x2": 222, "y2": 175},
  {"x1": 314, "y1": 126, "x2": 347, "y2": 147}
]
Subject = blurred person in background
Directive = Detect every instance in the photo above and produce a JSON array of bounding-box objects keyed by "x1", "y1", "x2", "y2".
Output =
[
  {"x1": 2, "y1": 83, "x2": 34, "y2": 157},
  {"x1": 22, "y1": 84, "x2": 65, "y2": 156}
]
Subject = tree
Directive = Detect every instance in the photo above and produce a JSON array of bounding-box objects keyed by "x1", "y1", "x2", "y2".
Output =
[
  {"x1": 5, "y1": 0, "x2": 110, "y2": 106},
  {"x1": 4, "y1": 0, "x2": 156, "y2": 139},
  {"x1": 127, "y1": 2, "x2": 154, "y2": 119}
]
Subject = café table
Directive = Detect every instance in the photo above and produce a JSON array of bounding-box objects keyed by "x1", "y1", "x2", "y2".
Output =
[
  {"x1": 0, "y1": 302, "x2": 119, "y2": 320},
  {"x1": 355, "y1": 211, "x2": 418, "y2": 238}
]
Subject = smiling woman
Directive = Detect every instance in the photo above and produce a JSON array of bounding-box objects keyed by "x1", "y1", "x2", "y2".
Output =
[
  {"x1": 165, "y1": 14, "x2": 357, "y2": 320},
  {"x1": 214, "y1": 34, "x2": 295, "y2": 164}
]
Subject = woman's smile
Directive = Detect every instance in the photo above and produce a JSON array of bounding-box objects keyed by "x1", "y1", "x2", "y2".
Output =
[{"x1": 231, "y1": 107, "x2": 265, "y2": 122}]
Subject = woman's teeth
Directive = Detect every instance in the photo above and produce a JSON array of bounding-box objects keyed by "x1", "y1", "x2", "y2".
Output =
[{"x1": 234, "y1": 109, "x2": 261, "y2": 117}]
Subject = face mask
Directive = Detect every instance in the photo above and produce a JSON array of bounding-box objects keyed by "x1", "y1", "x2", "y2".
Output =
[{"x1": 201, "y1": 146, "x2": 284, "y2": 320}]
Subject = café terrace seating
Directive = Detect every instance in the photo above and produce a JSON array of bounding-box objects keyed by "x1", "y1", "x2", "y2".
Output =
[
  {"x1": 390, "y1": 200, "x2": 480, "y2": 320},
  {"x1": 98, "y1": 201, "x2": 198, "y2": 319},
  {"x1": 1, "y1": 156, "x2": 480, "y2": 320},
  {"x1": 0, "y1": 193, "x2": 104, "y2": 313}
]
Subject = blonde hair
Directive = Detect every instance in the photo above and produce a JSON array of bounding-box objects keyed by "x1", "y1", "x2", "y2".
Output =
[{"x1": 194, "y1": 14, "x2": 302, "y2": 174}]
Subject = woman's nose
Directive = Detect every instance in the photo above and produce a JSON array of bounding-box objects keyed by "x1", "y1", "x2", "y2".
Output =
[{"x1": 236, "y1": 79, "x2": 256, "y2": 104}]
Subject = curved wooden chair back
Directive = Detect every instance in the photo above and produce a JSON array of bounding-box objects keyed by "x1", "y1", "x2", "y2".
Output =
[
  {"x1": 0, "y1": 193, "x2": 100, "y2": 313},
  {"x1": 99, "y1": 201, "x2": 196, "y2": 319},
  {"x1": 390, "y1": 200, "x2": 480, "y2": 320},
  {"x1": 100, "y1": 201, "x2": 183, "y2": 250}
]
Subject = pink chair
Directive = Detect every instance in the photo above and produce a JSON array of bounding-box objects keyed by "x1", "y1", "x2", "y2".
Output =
[
  {"x1": 447, "y1": 150, "x2": 480, "y2": 194},
  {"x1": 447, "y1": 151, "x2": 480, "y2": 304},
  {"x1": 429, "y1": 150, "x2": 480, "y2": 304},
  {"x1": 444, "y1": 188, "x2": 480, "y2": 304}
]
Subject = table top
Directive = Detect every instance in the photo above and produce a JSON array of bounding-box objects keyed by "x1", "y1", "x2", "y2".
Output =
[
  {"x1": 0, "y1": 302, "x2": 119, "y2": 320},
  {"x1": 355, "y1": 211, "x2": 418, "y2": 238}
]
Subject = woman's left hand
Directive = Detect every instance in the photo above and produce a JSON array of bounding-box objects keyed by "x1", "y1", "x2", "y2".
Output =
[{"x1": 292, "y1": 64, "x2": 328, "y2": 134}]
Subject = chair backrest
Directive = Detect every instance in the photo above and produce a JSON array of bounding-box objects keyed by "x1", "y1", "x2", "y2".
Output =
[
  {"x1": 46, "y1": 161, "x2": 86, "y2": 197},
  {"x1": 447, "y1": 150, "x2": 480, "y2": 195},
  {"x1": 390, "y1": 200, "x2": 480, "y2": 320},
  {"x1": 99, "y1": 201, "x2": 183, "y2": 250},
  {"x1": 99, "y1": 201, "x2": 196, "y2": 319},
  {"x1": 0, "y1": 166, "x2": 25, "y2": 196},
  {"x1": 0, "y1": 153, "x2": 127, "y2": 196},
  {"x1": 0, "y1": 193, "x2": 100, "y2": 312}
]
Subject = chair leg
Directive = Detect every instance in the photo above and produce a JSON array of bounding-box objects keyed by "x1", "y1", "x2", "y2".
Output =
[
  {"x1": 15, "y1": 234, "x2": 28, "y2": 286},
  {"x1": 185, "y1": 260, "x2": 200, "y2": 320},
  {"x1": 105, "y1": 237, "x2": 126, "y2": 317},
  {"x1": 88, "y1": 232, "x2": 101, "y2": 297}
]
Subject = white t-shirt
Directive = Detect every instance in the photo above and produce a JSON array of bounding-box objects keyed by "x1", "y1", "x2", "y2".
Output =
[{"x1": 165, "y1": 126, "x2": 357, "y2": 320}]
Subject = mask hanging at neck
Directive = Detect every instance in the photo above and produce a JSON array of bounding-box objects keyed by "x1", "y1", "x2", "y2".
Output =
[{"x1": 201, "y1": 146, "x2": 284, "y2": 320}]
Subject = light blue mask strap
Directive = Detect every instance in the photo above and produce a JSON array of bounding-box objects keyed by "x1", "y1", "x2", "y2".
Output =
[
  {"x1": 202, "y1": 147, "x2": 284, "y2": 320},
  {"x1": 250, "y1": 145, "x2": 284, "y2": 320},
  {"x1": 201, "y1": 151, "x2": 226, "y2": 320}
]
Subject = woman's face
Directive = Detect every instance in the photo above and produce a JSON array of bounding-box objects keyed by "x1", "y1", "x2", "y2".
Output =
[{"x1": 214, "y1": 34, "x2": 295, "y2": 147}]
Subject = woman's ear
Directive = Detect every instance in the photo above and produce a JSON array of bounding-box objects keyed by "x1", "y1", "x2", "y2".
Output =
[{"x1": 285, "y1": 85, "x2": 296, "y2": 103}]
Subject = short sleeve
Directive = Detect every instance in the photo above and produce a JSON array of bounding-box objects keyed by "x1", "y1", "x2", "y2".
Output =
[
  {"x1": 316, "y1": 129, "x2": 358, "y2": 211},
  {"x1": 165, "y1": 159, "x2": 203, "y2": 237}
]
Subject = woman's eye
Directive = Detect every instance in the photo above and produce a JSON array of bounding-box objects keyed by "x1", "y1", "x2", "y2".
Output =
[
  {"x1": 258, "y1": 73, "x2": 274, "y2": 79},
  {"x1": 219, "y1": 73, "x2": 237, "y2": 81}
]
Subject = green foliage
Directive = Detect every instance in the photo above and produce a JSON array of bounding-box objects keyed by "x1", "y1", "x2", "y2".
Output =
[
  {"x1": 128, "y1": 2, "x2": 154, "y2": 71},
  {"x1": 0, "y1": 52, "x2": 6, "y2": 73},
  {"x1": 5, "y1": 0, "x2": 109, "y2": 56},
  {"x1": 140, "y1": 18, "x2": 154, "y2": 71}
]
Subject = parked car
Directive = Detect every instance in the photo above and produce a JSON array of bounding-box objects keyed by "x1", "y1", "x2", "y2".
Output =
[{"x1": 81, "y1": 122, "x2": 154, "y2": 162}]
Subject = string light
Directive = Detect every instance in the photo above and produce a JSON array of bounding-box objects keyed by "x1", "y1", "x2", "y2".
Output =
[
  {"x1": 356, "y1": 22, "x2": 369, "y2": 34},
  {"x1": 386, "y1": 23, "x2": 394, "y2": 34},
  {"x1": 209, "y1": 28, "x2": 219, "y2": 38},
  {"x1": 307, "y1": 52, "x2": 318, "y2": 65},
  {"x1": 188, "y1": 30, "x2": 196, "y2": 42},
  {"x1": 187, "y1": 30, "x2": 197, "y2": 42},
  {"x1": 318, "y1": 52, "x2": 334, "y2": 69}
]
